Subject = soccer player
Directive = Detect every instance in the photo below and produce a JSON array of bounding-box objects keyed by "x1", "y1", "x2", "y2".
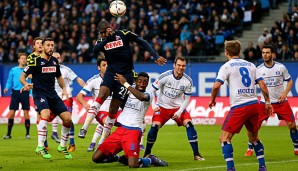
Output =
[
  {"x1": 143, "y1": 56, "x2": 204, "y2": 161},
  {"x1": 78, "y1": 19, "x2": 167, "y2": 143},
  {"x1": 52, "y1": 52, "x2": 85, "y2": 152},
  {"x1": 244, "y1": 45, "x2": 298, "y2": 157},
  {"x1": 92, "y1": 72, "x2": 168, "y2": 168},
  {"x1": 208, "y1": 40, "x2": 273, "y2": 171},
  {"x1": 3, "y1": 53, "x2": 31, "y2": 139},
  {"x1": 76, "y1": 58, "x2": 109, "y2": 151},
  {"x1": 20, "y1": 38, "x2": 73, "y2": 159}
]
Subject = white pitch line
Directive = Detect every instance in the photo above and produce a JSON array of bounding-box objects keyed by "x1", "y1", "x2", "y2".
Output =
[{"x1": 174, "y1": 159, "x2": 298, "y2": 171}]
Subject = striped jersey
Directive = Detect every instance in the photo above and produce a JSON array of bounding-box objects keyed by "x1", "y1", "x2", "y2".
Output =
[
  {"x1": 215, "y1": 58, "x2": 262, "y2": 108},
  {"x1": 257, "y1": 62, "x2": 291, "y2": 103},
  {"x1": 152, "y1": 70, "x2": 192, "y2": 109}
]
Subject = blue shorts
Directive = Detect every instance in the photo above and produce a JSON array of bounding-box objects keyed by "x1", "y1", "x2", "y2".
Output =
[
  {"x1": 101, "y1": 71, "x2": 134, "y2": 103},
  {"x1": 9, "y1": 90, "x2": 30, "y2": 110},
  {"x1": 33, "y1": 92, "x2": 68, "y2": 116}
]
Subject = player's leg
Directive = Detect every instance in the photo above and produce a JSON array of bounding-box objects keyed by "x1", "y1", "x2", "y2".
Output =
[
  {"x1": 220, "y1": 130, "x2": 235, "y2": 171},
  {"x1": 144, "y1": 122, "x2": 161, "y2": 157},
  {"x1": 58, "y1": 111, "x2": 73, "y2": 159},
  {"x1": 182, "y1": 118, "x2": 204, "y2": 161},
  {"x1": 36, "y1": 108, "x2": 52, "y2": 159},
  {"x1": 3, "y1": 110, "x2": 15, "y2": 139},
  {"x1": 286, "y1": 121, "x2": 298, "y2": 155},
  {"x1": 88, "y1": 124, "x2": 103, "y2": 152},
  {"x1": 78, "y1": 86, "x2": 110, "y2": 138},
  {"x1": 100, "y1": 98, "x2": 121, "y2": 144},
  {"x1": 139, "y1": 121, "x2": 146, "y2": 150},
  {"x1": 21, "y1": 91, "x2": 31, "y2": 139},
  {"x1": 51, "y1": 116, "x2": 60, "y2": 143},
  {"x1": 245, "y1": 131, "x2": 254, "y2": 156},
  {"x1": 64, "y1": 98, "x2": 75, "y2": 152}
]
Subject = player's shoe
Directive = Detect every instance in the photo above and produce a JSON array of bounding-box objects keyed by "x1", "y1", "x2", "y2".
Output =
[
  {"x1": 118, "y1": 155, "x2": 128, "y2": 165},
  {"x1": 51, "y1": 134, "x2": 61, "y2": 143},
  {"x1": 139, "y1": 145, "x2": 145, "y2": 151},
  {"x1": 3, "y1": 135, "x2": 11, "y2": 139},
  {"x1": 87, "y1": 142, "x2": 96, "y2": 152},
  {"x1": 26, "y1": 135, "x2": 30, "y2": 139},
  {"x1": 148, "y1": 154, "x2": 168, "y2": 166},
  {"x1": 194, "y1": 153, "x2": 205, "y2": 161},
  {"x1": 57, "y1": 145, "x2": 73, "y2": 159},
  {"x1": 35, "y1": 146, "x2": 52, "y2": 159},
  {"x1": 78, "y1": 129, "x2": 87, "y2": 138},
  {"x1": 258, "y1": 166, "x2": 267, "y2": 171},
  {"x1": 67, "y1": 144, "x2": 76, "y2": 152},
  {"x1": 245, "y1": 149, "x2": 254, "y2": 156},
  {"x1": 294, "y1": 150, "x2": 298, "y2": 156},
  {"x1": 227, "y1": 168, "x2": 236, "y2": 171}
]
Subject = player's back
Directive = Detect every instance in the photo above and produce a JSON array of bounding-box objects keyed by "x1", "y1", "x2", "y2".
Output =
[
  {"x1": 218, "y1": 58, "x2": 258, "y2": 108},
  {"x1": 94, "y1": 30, "x2": 136, "y2": 73}
]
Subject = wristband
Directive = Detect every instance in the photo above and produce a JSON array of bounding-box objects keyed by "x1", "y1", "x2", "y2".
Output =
[
  {"x1": 123, "y1": 82, "x2": 131, "y2": 89},
  {"x1": 265, "y1": 101, "x2": 270, "y2": 105}
]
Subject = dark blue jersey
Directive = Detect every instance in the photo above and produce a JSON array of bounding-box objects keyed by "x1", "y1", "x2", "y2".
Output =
[
  {"x1": 93, "y1": 30, "x2": 159, "y2": 73},
  {"x1": 24, "y1": 56, "x2": 61, "y2": 97}
]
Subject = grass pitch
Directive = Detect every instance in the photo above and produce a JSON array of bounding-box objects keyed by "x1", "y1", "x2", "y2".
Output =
[{"x1": 0, "y1": 124, "x2": 297, "y2": 171}]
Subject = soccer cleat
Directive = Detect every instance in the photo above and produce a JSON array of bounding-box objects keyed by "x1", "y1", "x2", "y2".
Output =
[
  {"x1": 139, "y1": 145, "x2": 145, "y2": 151},
  {"x1": 194, "y1": 153, "x2": 205, "y2": 161},
  {"x1": 245, "y1": 149, "x2": 254, "y2": 157},
  {"x1": 118, "y1": 155, "x2": 128, "y2": 165},
  {"x1": 87, "y1": 142, "x2": 96, "y2": 152},
  {"x1": 35, "y1": 146, "x2": 52, "y2": 159},
  {"x1": 294, "y1": 150, "x2": 298, "y2": 156},
  {"x1": 67, "y1": 144, "x2": 76, "y2": 152},
  {"x1": 78, "y1": 129, "x2": 87, "y2": 138},
  {"x1": 3, "y1": 135, "x2": 11, "y2": 139},
  {"x1": 51, "y1": 134, "x2": 61, "y2": 143},
  {"x1": 57, "y1": 145, "x2": 73, "y2": 159},
  {"x1": 258, "y1": 166, "x2": 267, "y2": 171},
  {"x1": 148, "y1": 154, "x2": 168, "y2": 166},
  {"x1": 227, "y1": 168, "x2": 236, "y2": 171},
  {"x1": 26, "y1": 135, "x2": 30, "y2": 139}
]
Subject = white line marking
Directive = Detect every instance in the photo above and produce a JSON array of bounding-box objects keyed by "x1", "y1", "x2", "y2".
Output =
[{"x1": 174, "y1": 159, "x2": 298, "y2": 171}]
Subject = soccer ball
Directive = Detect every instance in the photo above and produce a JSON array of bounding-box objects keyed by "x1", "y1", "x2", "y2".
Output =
[{"x1": 109, "y1": 0, "x2": 126, "y2": 17}]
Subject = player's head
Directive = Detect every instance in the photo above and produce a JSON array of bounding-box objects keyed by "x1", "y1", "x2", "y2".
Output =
[
  {"x1": 17, "y1": 53, "x2": 27, "y2": 66},
  {"x1": 135, "y1": 72, "x2": 149, "y2": 92},
  {"x1": 262, "y1": 45, "x2": 274, "y2": 63},
  {"x1": 33, "y1": 37, "x2": 43, "y2": 54},
  {"x1": 42, "y1": 37, "x2": 54, "y2": 57},
  {"x1": 173, "y1": 56, "x2": 187, "y2": 78},
  {"x1": 224, "y1": 40, "x2": 241, "y2": 59},
  {"x1": 52, "y1": 52, "x2": 61, "y2": 63},
  {"x1": 97, "y1": 20, "x2": 111, "y2": 37},
  {"x1": 97, "y1": 58, "x2": 108, "y2": 76}
]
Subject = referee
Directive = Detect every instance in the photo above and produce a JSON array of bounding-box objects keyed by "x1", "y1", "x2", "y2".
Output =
[{"x1": 3, "y1": 53, "x2": 31, "y2": 139}]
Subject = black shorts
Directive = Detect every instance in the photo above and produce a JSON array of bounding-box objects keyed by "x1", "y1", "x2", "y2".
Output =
[
  {"x1": 101, "y1": 71, "x2": 134, "y2": 103},
  {"x1": 33, "y1": 92, "x2": 68, "y2": 116},
  {"x1": 9, "y1": 90, "x2": 30, "y2": 110}
]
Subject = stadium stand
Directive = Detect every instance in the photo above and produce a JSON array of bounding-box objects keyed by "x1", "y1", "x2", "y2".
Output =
[{"x1": 0, "y1": 0, "x2": 293, "y2": 64}]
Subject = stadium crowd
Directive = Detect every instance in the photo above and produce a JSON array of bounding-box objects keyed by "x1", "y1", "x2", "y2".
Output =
[{"x1": 0, "y1": 0, "x2": 289, "y2": 64}]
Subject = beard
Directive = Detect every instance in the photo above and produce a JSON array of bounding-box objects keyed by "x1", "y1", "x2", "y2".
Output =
[{"x1": 45, "y1": 50, "x2": 53, "y2": 57}]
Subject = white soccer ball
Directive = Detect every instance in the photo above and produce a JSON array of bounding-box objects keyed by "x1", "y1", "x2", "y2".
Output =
[{"x1": 109, "y1": 0, "x2": 126, "y2": 17}]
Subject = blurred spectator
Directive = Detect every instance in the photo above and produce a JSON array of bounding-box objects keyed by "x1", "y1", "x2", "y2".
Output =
[
  {"x1": 258, "y1": 28, "x2": 272, "y2": 43},
  {"x1": 278, "y1": 44, "x2": 293, "y2": 61},
  {"x1": 243, "y1": 41, "x2": 258, "y2": 60}
]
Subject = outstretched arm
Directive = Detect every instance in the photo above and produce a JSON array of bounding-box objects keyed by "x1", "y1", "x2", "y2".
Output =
[{"x1": 114, "y1": 73, "x2": 149, "y2": 101}]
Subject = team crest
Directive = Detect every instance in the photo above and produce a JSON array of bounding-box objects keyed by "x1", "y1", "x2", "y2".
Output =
[
  {"x1": 115, "y1": 35, "x2": 121, "y2": 40},
  {"x1": 53, "y1": 61, "x2": 57, "y2": 65}
]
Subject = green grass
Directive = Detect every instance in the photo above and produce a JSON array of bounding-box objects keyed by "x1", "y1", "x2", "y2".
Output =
[{"x1": 0, "y1": 124, "x2": 298, "y2": 171}]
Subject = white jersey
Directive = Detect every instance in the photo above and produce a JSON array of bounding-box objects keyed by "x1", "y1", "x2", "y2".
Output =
[
  {"x1": 117, "y1": 91, "x2": 153, "y2": 129},
  {"x1": 257, "y1": 62, "x2": 291, "y2": 103},
  {"x1": 79, "y1": 74, "x2": 112, "y2": 112},
  {"x1": 152, "y1": 70, "x2": 192, "y2": 109},
  {"x1": 216, "y1": 58, "x2": 261, "y2": 108},
  {"x1": 55, "y1": 64, "x2": 77, "y2": 99}
]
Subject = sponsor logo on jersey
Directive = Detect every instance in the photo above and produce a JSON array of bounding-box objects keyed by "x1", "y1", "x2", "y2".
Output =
[
  {"x1": 115, "y1": 35, "x2": 121, "y2": 40},
  {"x1": 40, "y1": 98, "x2": 45, "y2": 102},
  {"x1": 53, "y1": 61, "x2": 57, "y2": 65},
  {"x1": 24, "y1": 66, "x2": 29, "y2": 72},
  {"x1": 42, "y1": 66, "x2": 56, "y2": 73},
  {"x1": 104, "y1": 40, "x2": 123, "y2": 50},
  {"x1": 41, "y1": 62, "x2": 45, "y2": 65}
]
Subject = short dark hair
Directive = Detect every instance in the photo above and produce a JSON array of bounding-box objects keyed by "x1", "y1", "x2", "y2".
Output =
[
  {"x1": 33, "y1": 37, "x2": 42, "y2": 45},
  {"x1": 97, "y1": 58, "x2": 107, "y2": 66},
  {"x1": 42, "y1": 37, "x2": 54, "y2": 45},
  {"x1": 174, "y1": 56, "x2": 187, "y2": 64},
  {"x1": 97, "y1": 20, "x2": 110, "y2": 32},
  {"x1": 18, "y1": 53, "x2": 27, "y2": 59},
  {"x1": 137, "y1": 72, "x2": 149, "y2": 80},
  {"x1": 262, "y1": 45, "x2": 275, "y2": 53}
]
